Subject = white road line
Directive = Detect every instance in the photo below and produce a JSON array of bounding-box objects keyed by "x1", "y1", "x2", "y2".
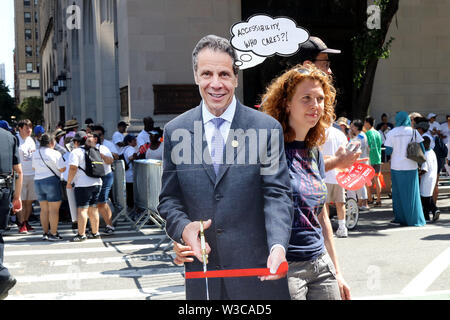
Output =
[
  {"x1": 351, "y1": 224, "x2": 450, "y2": 235},
  {"x1": 400, "y1": 247, "x2": 450, "y2": 295},
  {"x1": 3, "y1": 253, "x2": 175, "y2": 269},
  {"x1": 5, "y1": 243, "x2": 165, "y2": 256},
  {"x1": 6, "y1": 286, "x2": 185, "y2": 300},
  {"x1": 355, "y1": 289, "x2": 450, "y2": 300},
  {"x1": 4, "y1": 234, "x2": 167, "y2": 247},
  {"x1": 12, "y1": 267, "x2": 184, "y2": 283}
]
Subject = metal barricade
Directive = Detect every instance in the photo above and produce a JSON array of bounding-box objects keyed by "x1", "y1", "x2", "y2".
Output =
[
  {"x1": 111, "y1": 160, "x2": 134, "y2": 226},
  {"x1": 132, "y1": 160, "x2": 170, "y2": 251}
]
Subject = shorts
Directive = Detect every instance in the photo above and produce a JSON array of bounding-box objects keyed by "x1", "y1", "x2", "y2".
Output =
[
  {"x1": 74, "y1": 185, "x2": 101, "y2": 209},
  {"x1": 34, "y1": 176, "x2": 62, "y2": 202},
  {"x1": 21, "y1": 175, "x2": 37, "y2": 201},
  {"x1": 98, "y1": 172, "x2": 114, "y2": 204},
  {"x1": 326, "y1": 184, "x2": 345, "y2": 203},
  {"x1": 372, "y1": 164, "x2": 381, "y2": 174}
]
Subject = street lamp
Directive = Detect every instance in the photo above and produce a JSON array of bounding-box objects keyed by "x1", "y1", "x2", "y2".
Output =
[
  {"x1": 53, "y1": 81, "x2": 60, "y2": 96},
  {"x1": 57, "y1": 73, "x2": 67, "y2": 92},
  {"x1": 47, "y1": 88, "x2": 54, "y2": 102}
]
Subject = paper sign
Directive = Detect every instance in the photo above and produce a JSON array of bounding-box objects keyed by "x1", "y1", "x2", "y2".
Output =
[
  {"x1": 230, "y1": 14, "x2": 309, "y2": 69},
  {"x1": 336, "y1": 162, "x2": 376, "y2": 191}
]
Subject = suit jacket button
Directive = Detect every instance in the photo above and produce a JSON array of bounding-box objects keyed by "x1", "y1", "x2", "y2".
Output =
[
  {"x1": 217, "y1": 229, "x2": 223, "y2": 234},
  {"x1": 215, "y1": 194, "x2": 222, "y2": 201}
]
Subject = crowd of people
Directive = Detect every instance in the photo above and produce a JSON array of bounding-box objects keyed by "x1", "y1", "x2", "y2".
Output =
[{"x1": 0, "y1": 116, "x2": 164, "y2": 242}]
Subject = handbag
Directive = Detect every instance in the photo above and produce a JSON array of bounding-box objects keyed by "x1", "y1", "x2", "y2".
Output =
[
  {"x1": 406, "y1": 130, "x2": 426, "y2": 165},
  {"x1": 39, "y1": 150, "x2": 67, "y2": 201}
]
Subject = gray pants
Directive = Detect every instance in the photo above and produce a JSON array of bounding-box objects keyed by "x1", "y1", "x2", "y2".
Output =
[{"x1": 288, "y1": 252, "x2": 341, "y2": 300}]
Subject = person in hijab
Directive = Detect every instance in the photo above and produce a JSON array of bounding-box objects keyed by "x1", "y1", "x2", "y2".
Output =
[{"x1": 384, "y1": 111, "x2": 426, "y2": 226}]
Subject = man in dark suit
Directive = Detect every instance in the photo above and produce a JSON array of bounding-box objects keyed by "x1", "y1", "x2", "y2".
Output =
[{"x1": 158, "y1": 35, "x2": 293, "y2": 300}]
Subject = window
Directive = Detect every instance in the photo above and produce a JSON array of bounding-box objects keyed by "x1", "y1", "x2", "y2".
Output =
[
  {"x1": 35, "y1": 28, "x2": 38, "y2": 40},
  {"x1": 27, "y1": 79, "x2": 40, "y2": 89},
  {"x1": 35, "y1": 12, "x2": 38, "y2": 23},
  {"x1": 36, "y1": 47, "x2": 39, "y2": 57},
  {"x1": 36, "y1": 63, "x2": 40, "y2": 73},
  {"x1": 25, "y1": 29, "x2": 32, "y2": 40},
  {"x1": 26, "y1": 63, "x2": 33, "y2": 73},
  {"x1": 25, "y1": 45, "x2": 32, "y2": 57},
  {"x1": 24, "y1": 12, "x2": 31, "y2": 23},
  {"x1": 34, "y1": 0, "x2": 38, "y2": 5},
  {"x1": 24, "y1": 0, "x2": 31, "y2": 7}
]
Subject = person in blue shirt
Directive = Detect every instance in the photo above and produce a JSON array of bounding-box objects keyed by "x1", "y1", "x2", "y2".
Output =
[{"x1": 260, "y1": 64, "x2": 351, "y2": 300}]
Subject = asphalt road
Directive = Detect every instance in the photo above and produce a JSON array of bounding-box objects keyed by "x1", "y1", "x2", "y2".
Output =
[{"x1": 3, "y1": 194, "x2": 449, "y2": 300}]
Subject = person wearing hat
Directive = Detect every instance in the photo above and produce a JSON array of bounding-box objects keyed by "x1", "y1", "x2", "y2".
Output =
[
  {"x1": 33, "y1": 125, "x2": 45, "y2": 148},
  {"x1": 122, "y1": 134, "x2": 138, "y2": 212},
  {"x1": 145, "y1": 130, "x2": 164, "y2": 161},
  {"x1": 336, "y1": 117, "x2": 350, "y2": 140},
  {"x1": 415, "y1": 118, "x2": 435, "y2": 150},
  {"x1": 60, "y1": 119, "x2": 79, "y2": 147},
  {"x1": 53, "y1": 129, "x2": 67, "y2": 156},
  {"x1": 112, "y1": 121, "x2": 129, "y2": 155},
  {"x1": 427, "y1": 113, "x2": 441, "y2": 137}
]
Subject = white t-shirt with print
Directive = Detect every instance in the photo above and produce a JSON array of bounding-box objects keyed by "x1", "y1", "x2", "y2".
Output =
[
  {"x1": 384, "y1": 126, "x2": 424, "y2": 170},
  {"x1": 68, "y1": 147, "x2": 102, "y2": 187},
  {"x1": 420, "y1": 149, "x2": 438, "y2": 197},
  {"x1": 17, "y1": 134, "x2": 36, "y2": 176},
  {"x1": 112, "y1": 131, "x2": 125, "y2": 155},
  {"x1": 32, "y1": 147, "x2": 65, "y2": 181}
]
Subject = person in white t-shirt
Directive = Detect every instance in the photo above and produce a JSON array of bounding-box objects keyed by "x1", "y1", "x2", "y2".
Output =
[
  {"x1": 419, "y1": 136, "x2": 439, "y2": 222},
  {"x1": 92, "y1": 126, "x2": 116, "y2": 235},
  {"x1": 66, "y1": 131, "x2": 102, "y2": 242},
  {"x1": 122, "y1": 134, "x2": 138, "y2": 211},
  {"x1": 16, "y1": 119, "x2": 37, "y2": 234},
  {"x1": 322, "y1": 126, "x2": 349, "y2": 238},
  {"x1": 136, "y1": 117, "x2": 154, "y2": 149},
  {"x1": 145, "y1": 130, "x2": 164, "y2": 161},
  {"x1": 427, "y1": 113, "x2": 441, "y2": 137},
  {"x1": 32, "y1": 134, "x2": 66, "y2": 241},
  {"x1": 112, "y1": 121, "x2": 128, "y2": 155}
]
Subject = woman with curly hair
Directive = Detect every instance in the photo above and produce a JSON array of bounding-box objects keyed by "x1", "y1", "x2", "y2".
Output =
[{"x1": 261, "y1": 64, "x2": 351, "y2": 300}]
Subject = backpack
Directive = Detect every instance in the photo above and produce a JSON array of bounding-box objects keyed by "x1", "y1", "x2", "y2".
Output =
[
  {"x1": 433, "y1": 136, "x2": 448, "y2": 159},
  {"x1": 118, "y1": 153, "x2": 130, "y2": 171},
  {"x1": 79, "y1": 146, "x2": 106, "y2": 178}
]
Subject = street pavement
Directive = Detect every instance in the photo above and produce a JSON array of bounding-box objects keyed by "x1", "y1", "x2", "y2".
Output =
[{"x1": 3, "y1": 193, "x2": 450, "y2": 300}]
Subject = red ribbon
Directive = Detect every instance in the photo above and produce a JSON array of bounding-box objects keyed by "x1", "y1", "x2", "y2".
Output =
[{"x1": 185, "y1": 261, "x2": 289, "y2": 279}]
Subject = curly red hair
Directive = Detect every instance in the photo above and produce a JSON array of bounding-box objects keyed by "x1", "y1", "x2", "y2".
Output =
[{"x1": 261, "y1": 64, "x2": 336, "y2": 148}]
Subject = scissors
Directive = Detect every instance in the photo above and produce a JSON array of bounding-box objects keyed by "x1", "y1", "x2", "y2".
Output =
[{"x1": 199, "y1": 220, "x2": 209, "y2": 300}]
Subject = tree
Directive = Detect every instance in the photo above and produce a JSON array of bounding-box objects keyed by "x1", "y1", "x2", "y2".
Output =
[
  {"x1": 0, "y1": 80, "x2": 21, "y2": 121},
  {"x1": 351, "y1": 0, "x2": 399, "y2": 119},
  {"x1": 19, "y1": 96, "x2": 44, "y2": 125}
]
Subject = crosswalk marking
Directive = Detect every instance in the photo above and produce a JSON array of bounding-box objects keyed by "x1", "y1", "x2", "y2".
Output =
[{"x1": 3, "y1": 220, "x2": 185, "y2": 300}]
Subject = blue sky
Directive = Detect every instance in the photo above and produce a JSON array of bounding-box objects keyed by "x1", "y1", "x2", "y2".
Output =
[{"x1": 0, "y1": 0, "x2": 15, "y2": 95}]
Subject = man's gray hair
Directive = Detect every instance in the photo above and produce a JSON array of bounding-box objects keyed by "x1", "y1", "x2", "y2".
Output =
[{"x1": 192, "y1": 35, "x2": 239, "y2": 76}]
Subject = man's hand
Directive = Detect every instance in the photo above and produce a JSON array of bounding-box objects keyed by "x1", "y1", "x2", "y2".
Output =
[
  {"x1": 259, "y1": 246, "x2": 287, "y2": 281},
  {"x1": 327, "y1": 146, "x2": 361, "y2": 171},
  {"x1": 172, "y1": 241, "x2": 195, "y2": 265},
  {"x1": 12, "y1": 196, "x2": 22, "y2": 213},
  {"x1": 336, "y1": 273, "x2": 351, "y2": 300},
  {"x1": 181, "y1": 219, "x2": 212, "y2": 263}
]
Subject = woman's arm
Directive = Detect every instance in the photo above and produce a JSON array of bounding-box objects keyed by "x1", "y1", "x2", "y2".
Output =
[{"x1": 318, "y1": 206, "x2": 351, "y2": 300}]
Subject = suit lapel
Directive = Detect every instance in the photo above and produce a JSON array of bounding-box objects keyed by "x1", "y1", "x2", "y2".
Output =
[
  {"x1": 215, "y1": 101, "x2": 248, "y2": 187},
  {"x1": 187, "y1": 104, "x2": 216, "y2": 185}
]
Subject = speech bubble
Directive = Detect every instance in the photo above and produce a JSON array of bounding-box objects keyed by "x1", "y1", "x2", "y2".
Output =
[
  {"x1": 233, "y1": 50, "x2": 267, "y2": 70},
  {"x1": 230, "y1": 14, "x2": 309, "y2": 69}
]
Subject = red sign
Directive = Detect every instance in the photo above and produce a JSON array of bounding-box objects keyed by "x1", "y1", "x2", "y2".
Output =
[{"x1": 336, "y1": 161, "x2": 375, "y2": 191}]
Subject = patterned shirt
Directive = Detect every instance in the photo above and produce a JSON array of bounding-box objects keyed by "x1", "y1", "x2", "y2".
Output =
[{"x1": 285, "y1": 141, "x2": 327, "y2": 262}]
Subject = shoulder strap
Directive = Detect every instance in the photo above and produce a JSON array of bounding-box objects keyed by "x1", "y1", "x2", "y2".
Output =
[{"x1": 39, "y1": 149, "x2": 60, "y2": 179}]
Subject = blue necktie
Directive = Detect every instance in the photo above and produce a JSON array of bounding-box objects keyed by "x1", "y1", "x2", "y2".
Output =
[{"x1": 210, "y1": 118, "x2": 226, "y2": 175}]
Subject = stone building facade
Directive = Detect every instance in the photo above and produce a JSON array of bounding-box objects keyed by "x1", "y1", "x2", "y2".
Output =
[{"x1": 14, "y1": 0, "x2": 41, "y2": 106}]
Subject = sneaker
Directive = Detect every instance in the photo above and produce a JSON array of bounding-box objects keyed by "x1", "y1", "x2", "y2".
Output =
[
  {"x1": 25, "y1": 221, "x2": 34, "y2": 232},
  {"x1": 0, "y1": 276, "x2": 17, "y2": 300},
  {"x1": 47, "y1": 233, "x2": 63, "y2": 241},
  {"x1": 87, "y1": 232, "x2": 101, "y2": 239},
  {"x1": 71, "y1": 234, "x2": 87, "y2": 242},
  {"x1": 104, "y1": 226, "x2": 115, "y2": 235},
  {"x1": 336, "y1": 226, "x2": 348, "y2": 238},
  {"x1": 42, "y1": 233, "x2": 48, "y2": 241},
  {"x1": 359, "y1": 206, "x2": 370, "y2": 212},
  {"x1": 433, "y1": 210, "x2": 440, "y2": 222},
  {"x1": 18, "y1": 223, "x2": 28, "y2": 234}
]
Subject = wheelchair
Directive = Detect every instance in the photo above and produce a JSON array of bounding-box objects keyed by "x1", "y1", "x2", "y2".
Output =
[{"x1": 327, "y1": 193, "x2": 359, "y2": 230}]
